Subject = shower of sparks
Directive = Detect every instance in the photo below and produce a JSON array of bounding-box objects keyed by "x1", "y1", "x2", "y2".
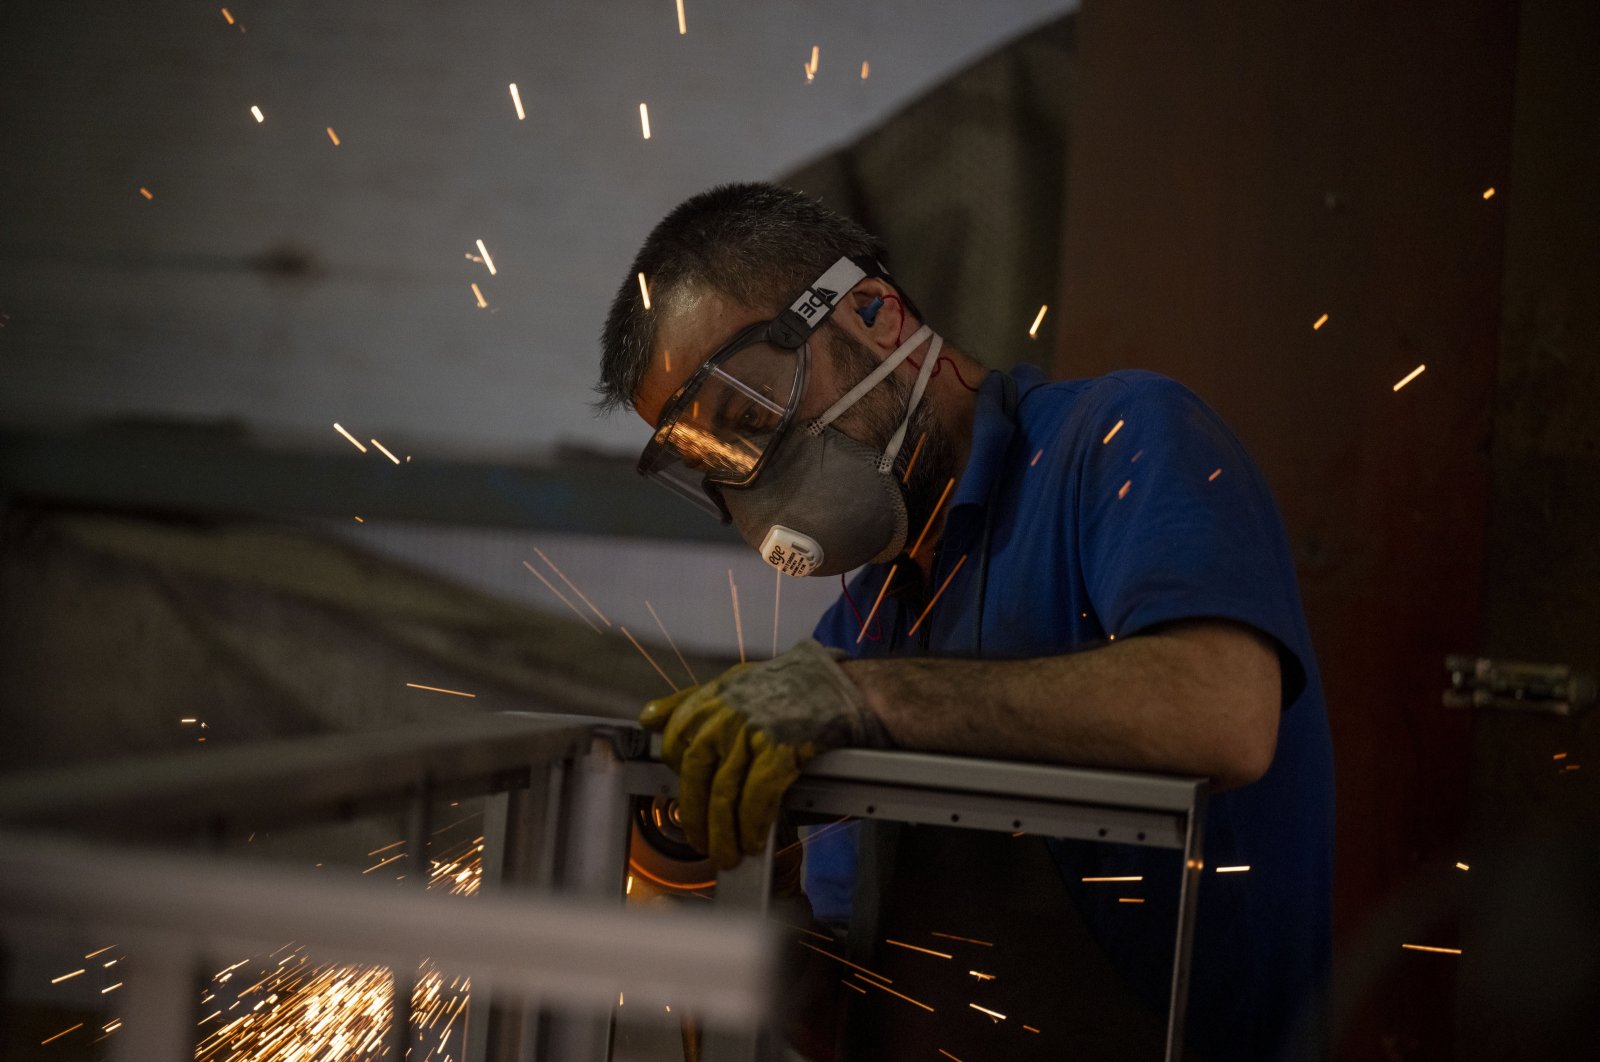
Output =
[
  {"x1": 41, "y1": 1024, "x2": 82, "y2": 1045},
  {"x1": 51, "y1": 969, "x2": 86, "y2": 984},
  {"x1": 1455, "y1": 862, "x2": 1470, "y2": 871},
  {"x1": 900, "y1": 431, "x2": 928, "y2": 484},
  {"x1": 772, "y1": 568, "x2": 782, "y2": 657},
  {"x1": 333, "y1": 423, "x2": 367, "y2": 452},
  {"x1": 639, "y1": 102, "x2": 652, "y2": 139},
  {"x1": 645, "y1": 600, "x2": 699, "y2": 684},
  {"x1": 522, "y1": 560, "x2": 602, "y2": 633},
  {"x1": 220, "y1": 8, "x2": 235, "y2": 24},
  {"x1": 968, "y1": 970, "x2": 995, "y2": 981},
  {"x1": 621, "y1": 626, "x2": 678, "y2": 691},
  {"x1": 930, "y1": 931, "x2": 993, "y2": 947},
  {"x1": 405, "y1": 682, "x2": 476, "y2": 698},
  {"x1": 638, "y1": 271, "x2": 652, "y2": 309},
  {"x1": 729, "y1": 569, "x2": 746, "y2": 663},
  {"x1": 1209, "y1": 468, "x2": 1222, "y2": 481},
  {"x1": 533, "y1": 547, "x2": 611, "y2": 627},
  {"x1": 1392, "y1": 363, "x2": 1426, "y2": 391},
  {"x1": 1030, "y1": 449, "x2": 1043, "y2": 467},
  {"x1": 370, "y1": 438, "x2": 401, "y2": 464},
  {"x1": 1117, "y1": 897, "x2": 1145, "y2": 904},
  {"x1": 509, "y1": 82, "x2": 526, "y2": 120},
  {"x1": 854, "y1": 974, "x2": 933, "y2": 1011},
  {"x1": 857, "y1": 563, "x2": 898, "y2": 645},
  {"x1": 1482, "y1": 187, "x2": 1495, "y2": 199},
  {"x1": 471, "y1": 282, "x2": 488, "y2": 308},
  {"x1": 886, "y1": 939, "x2": 952, "y2": 959},
  {"x1": 475, "y1": 239, "x2": 496, "y2": 275},
  {"x1": 1028, "y1": 304, "x2": 1048, "y2": 337},
  {"x1": 969, "y1": 1003, "x2": 1006, "y2": 1022},
  {"x1": 1215, "y1": 865, "x2": 1251, "y2": 873},
  {"x1": 861, "y1": 60, "x2": 870, "y2": 79},
  {"x1": 1117, "y1": 480, "x2": 1132, "y2": 500},
  {"x1": 250, "y1": 105, "x2": 264, "y2": 123},
  {"x1": 675, "y1": 0, "x2": 687, "y2": 34},
  {"x1": 1401, "y1": 944, "x2": 1462, "y2": 956},
  {"x1": 907, "y1": 478, "x2": 956, "y2": 559},
  {"x1": 795, "y1": 940, "x2": 894, "y2": 984},
  {"x1": 139, "y1": 187, "x2": 153, "y2": 200},
  {"x1": 326, "y1": 127, "x2": 340, "y2": 146},
  {"x1": 1082, "y1": 875, "x2": 1143, "y2": 883},
  {"x1": 1313, "y1": 313, "x2": 1329, "y2": 330},
  {"x1": 1102, "y1": 419, "x2": 1125, "y2": 444}
]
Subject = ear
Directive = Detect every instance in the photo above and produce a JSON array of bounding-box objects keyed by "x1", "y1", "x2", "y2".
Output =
[{"x1": 841, "y1": 278, "x2": 912, "y2": 355}]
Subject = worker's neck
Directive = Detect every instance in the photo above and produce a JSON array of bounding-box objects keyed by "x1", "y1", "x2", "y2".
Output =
[{"x1": 908, "y1": 345, "x2": 983, "y2": 583}]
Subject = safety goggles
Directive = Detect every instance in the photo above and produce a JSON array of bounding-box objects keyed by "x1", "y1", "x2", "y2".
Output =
[{"x1": 636, "y1": 255, "x2": 884, "y2": 519}]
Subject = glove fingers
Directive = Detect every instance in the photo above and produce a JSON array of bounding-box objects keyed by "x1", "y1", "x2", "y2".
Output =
[
  {"x1": 674, "y1": 710, "x2": 739, "y2": 855},
  {"x1": 660, "y1": 693, "x2": 726, "y2": 771},
  {"x1": 638, "y1": 685, "x2": 696, "y2": 732},
  {"x1": 706, "y1": 724, "x2": 754, "y2": 871},
  {"x1": 738, "y1": 733, "x2": 803, "y2": 858}
]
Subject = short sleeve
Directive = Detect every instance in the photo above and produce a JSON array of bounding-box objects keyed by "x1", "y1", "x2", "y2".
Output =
[{"x1": 1073, "y1": 375, "x2": 1308, "y2": 708}]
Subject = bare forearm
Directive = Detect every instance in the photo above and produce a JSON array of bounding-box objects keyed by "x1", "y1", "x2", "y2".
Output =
[{"x1": 841, "y1": 621, "x2": 1280, "y2": 788}]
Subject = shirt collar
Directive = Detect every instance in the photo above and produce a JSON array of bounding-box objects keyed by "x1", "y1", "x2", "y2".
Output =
[{"x1": 942, "y1": 364, "x2": 1049, "y2": 543}]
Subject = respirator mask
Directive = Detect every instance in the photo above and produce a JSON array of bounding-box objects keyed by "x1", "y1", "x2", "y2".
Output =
[{"x1": 636, "y1": 255, "x2": 942, "y2": 577}]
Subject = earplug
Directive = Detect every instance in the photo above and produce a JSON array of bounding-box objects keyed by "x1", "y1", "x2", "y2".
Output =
[{"x1": 858, "y1": 296, "x2": 885, "y2": 327}]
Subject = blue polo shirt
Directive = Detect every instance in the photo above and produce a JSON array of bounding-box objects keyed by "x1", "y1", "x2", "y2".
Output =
[{"x1": 807, "y1": 365, "x2": 1334, "y2": 1062}]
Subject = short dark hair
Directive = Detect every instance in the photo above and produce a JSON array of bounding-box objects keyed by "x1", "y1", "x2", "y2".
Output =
[{"x1": 595, "y1": 182, "x2": 887, "y2": 414}]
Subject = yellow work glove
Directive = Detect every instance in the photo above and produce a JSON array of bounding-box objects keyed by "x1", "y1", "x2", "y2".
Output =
[{"x1": 640, "y1": 639, "x2": 887, "y2": 870}]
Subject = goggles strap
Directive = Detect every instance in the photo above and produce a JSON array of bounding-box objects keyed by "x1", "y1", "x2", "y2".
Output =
[
  {"x1": 878, "y1": 332, "x2": 942, "y2": 471},
  {"x1": 810, "y1": 324, "x2": 934, "y2": 434}
]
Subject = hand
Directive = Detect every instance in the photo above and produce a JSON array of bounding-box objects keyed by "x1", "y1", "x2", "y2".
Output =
[{"x1": 640, "y1": 639, "x2": 886, "y2": 870}]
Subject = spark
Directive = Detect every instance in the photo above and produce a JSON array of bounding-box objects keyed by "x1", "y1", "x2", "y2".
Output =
[
  {"x1": 405, "y1": 682, "x2": 476, "y2": 698},
  {"x1": 969, "y1": 1003, "x2": 1006, "y2": 1022},
  {"x1": 181, "y1": 717, "x2": 198, "y2": 724},
  {"x1": 772, "y1": 568, "x2": 782, "y2": 657},
  {"x1": 1028, "y1": 304, "x2": 1049, "y2": 337},
  {"x1": 638, "y1": 271, "x2": 652, "y2": 309},
  {"x1": 1131, "y1": 449, "x2": 1144, "y2": 462},
  {"x1": 663, "y1": 349, "x2": 672, "y2": 371},
  {"x1": 907, "y1": 554, "x2": 966, "y2": 637},
  {"x1": 1030, "y1": 449, "x2": 1043, "y2": 467},
  {"x1": 333, "y1": 423, "x2": 368, "y2": 453},
  {"x1": 1082, "y1": 875, "x2": 1143, "y2": 882},
  {"x1": 326, "y1": 127, "x2": 340, "y2": 146},
  {"x1": 930, "y1": 931, "x2": 993, "y2": 947},
  {"x1": 353, "y1": 515, "x2": 364, "y2": 523},
  {"x1": 362, "y1": 852, "x2": 406, "y2": 874},
  {"x1": 967, "y1": 970, "x2": 995, "y2": 981},
  {"x1": 1313, "y1": 313, "x2": 1329, "y2": 330},
  {"x1": 907, "y1": 477, "x2": 956, "y2": 558},
  {"x1": 471, "y1": 282, "x2": 488, "y2": 308},
  {"x1": 368, "y1": 839, "x2": 404, "y2": 856},
  {"x1": 1554, "y1": 752, "x2": 1568, "y2": 760},
  {"x1": 808, "y1": 45, "x2": 820, "y2": 76},
  {"x1": 619, "y1": 991, "x2": 624, "y2": 1006},
  {"x1": 795, "y1": 940, "x2": 894, "y2": 984},
  {"x1": 1215, "y1": 865, "x2": 1251, "y2": 873},
  {"x1": 626, "y1": 875, "x2": 634, "y2": 895},
  {"x1": 621, "y1": 626, "x2": 678, "y2": 692},
  {"x1": 533, "y1": 547, "x2": 611, "y2": 626},
  {"x1": 856, "y1": 564, "x2": 897, "y2": 645},
  {"x1": 729, "y1": 569, "x2": 746, "y2": 663},
  {"x1": 1118, "y1": 480, "x2": 1132, "y2": 499},
  {"x1": 639, "y1": 102, "x2": 652, "y2": 139},
  {"x1": 101, "y1": 982, "x2": 123, "y2": 994},
  {"x1": 139, "y1": 187, "x2": 153, "y2": 200},
  {"x1": 51, "y1": 969, "x2": 86, "y2": 984},
  {"x1": 885, "y1": 939, "x2": 953, "y2": 959},
  {"x1": 854, "y1": 974, "x2": 933, "y2": 1012},
  {"x1": 1102, "y1": 419, "x2": 1125, "y2": 444},
  {"x1": 250, "y1": 105, "x2": 264, "y2": 123},
  {"x1": 220, "y1": 8, "x2": 234, "y2": 24},
  {"x1": 1455, "y1": 862, "x2": 1470, "y2": 871},
  {"x1": 779, "y1": 921, "x2": 835, "y2": 943},
  {"x1": 521, "y1": 560, "x2": 602, "y2": 633},
  {"x1": 1392, "y1": 363, "x2": 1426, "y2": 391},
  {"x1": 1023, "y1": 1024, "x2": 1041, "y2": 1033},
  {"x1": 861, "y1": 60, "x2": 870, "y2": 79},
  {"x1": 41, "y1": 1024, "x2": 82, "y2": 1045},
  {"x1": 939, "y1": 1052, "x2": 965, "y2": 1062},
  {"x1": 1118, "y1": 897, "x2": 1145, "y2": 904},
  {"x1": 900, "y1": 431, "x2": 928, "y2": 484},
  {"x1": 370, "y1": 438, "x2": 401, "y2": 464},
  {"x1": 675, "y1": 0, "x2": 687, "y2": 35},
  {"x1": 509, "y1": 82, "x2": 526, "y2": 120},
  {"x1": 843, "y1": 979, "x2": 867, "y2": 994},
  {"x1": 1401, "y1": 944, "x2": 1462, "y2": 955},
  {"x1": 475, "y1": 239, "x2": 496, "y2": 275},
  {"x1": 645, "y1": 600, "x2": 699, "y2": 684},
  {"x1": 1209, "y1": 468, "x2": 1222, "y2": 481},
  {"x1": 1482, "y1": 187, "x2": 1495, "y2": 199}
]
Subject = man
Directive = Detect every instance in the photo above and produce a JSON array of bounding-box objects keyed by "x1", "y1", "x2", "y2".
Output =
[{"x1": 597, "y1": 183, "x2": 1333, "y2": 1061}]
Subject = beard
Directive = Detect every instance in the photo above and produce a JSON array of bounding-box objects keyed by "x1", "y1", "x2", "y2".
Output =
[{"x1": 819, "y1": 322, "x2": 961, "y2": 554}]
